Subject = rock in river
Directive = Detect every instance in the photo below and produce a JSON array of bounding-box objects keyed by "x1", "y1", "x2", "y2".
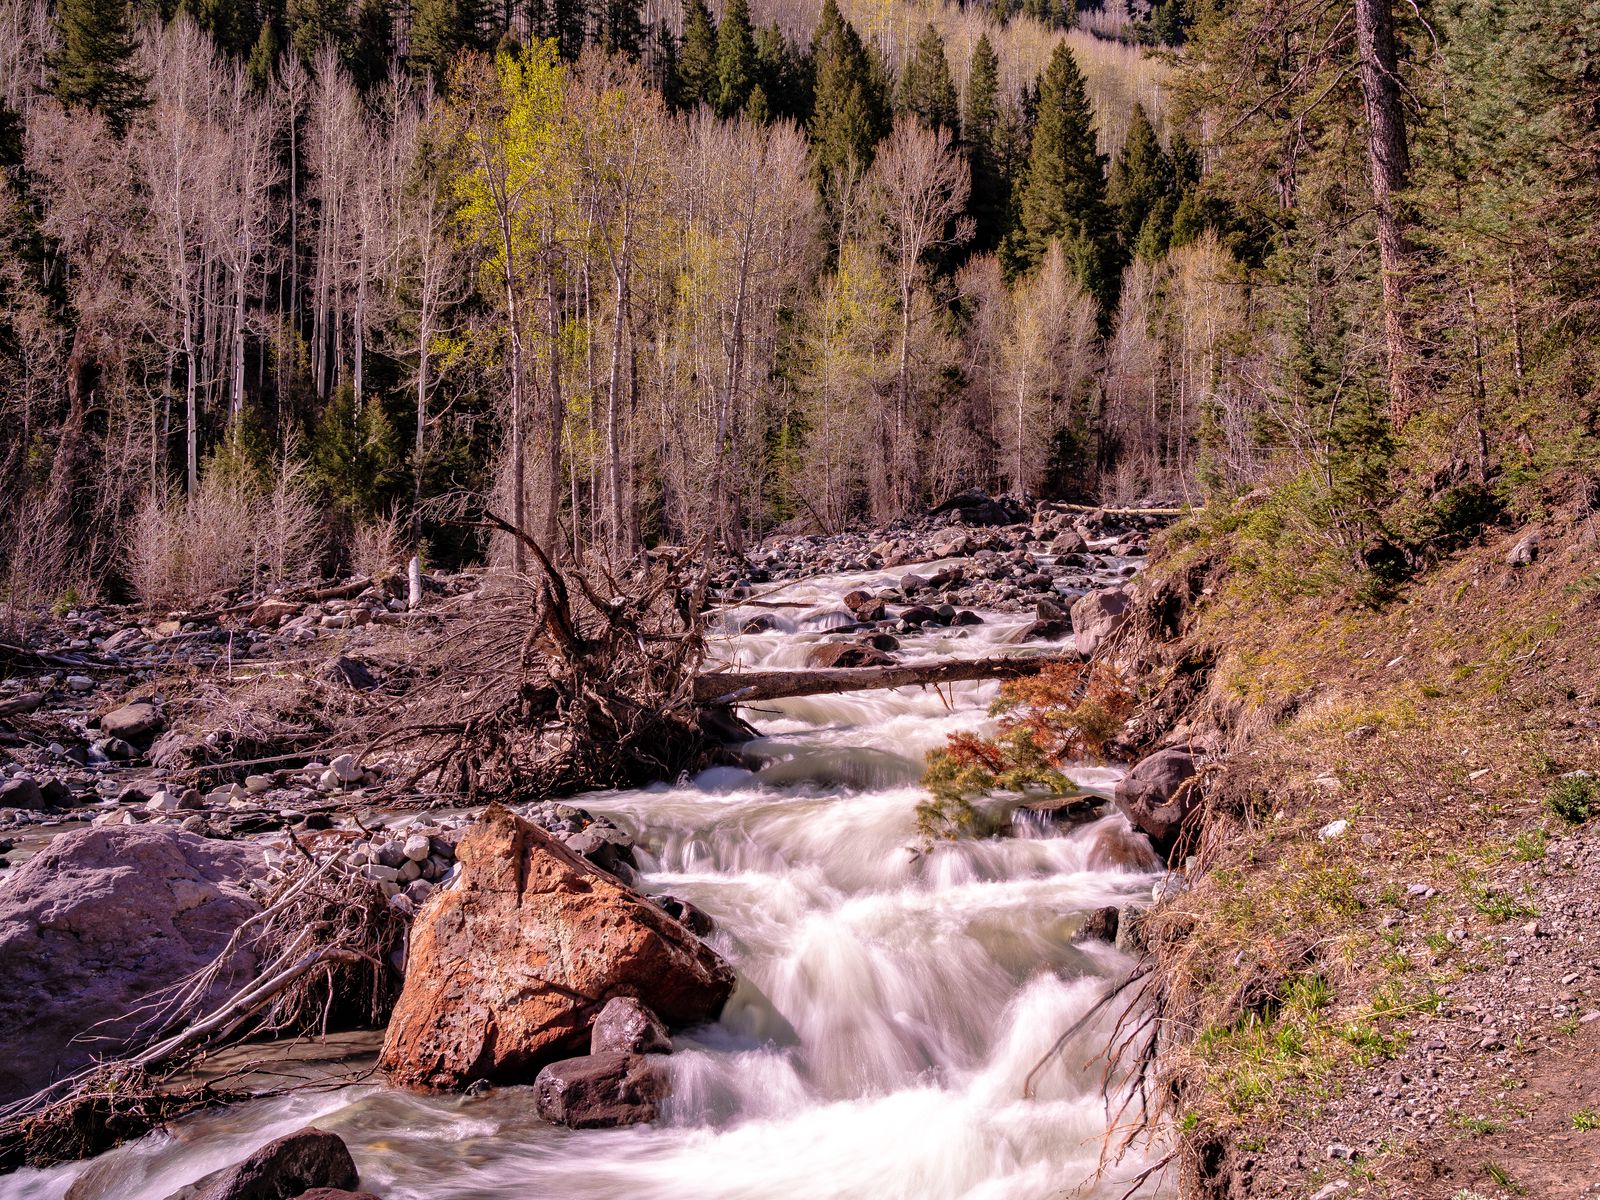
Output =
[
  {"x1": 0, "y1": 825, "x2": 257, "y2": 1104},
  {"x1": 1112, "y1": 748, "x2": 1199, "y2": 854},
  {"x1": 534, "y1": 1051, "x2": 667, "y2": 1129},
  {"x1": 380, "y1": 804, "x2": 734, "y2": 1090},
  {"x1": 188, "y1": 1126, "x2": 361, "y2": 1200},
  {"x1": 1070, "y1": 585, "x2": 1132, "y2": 659}
]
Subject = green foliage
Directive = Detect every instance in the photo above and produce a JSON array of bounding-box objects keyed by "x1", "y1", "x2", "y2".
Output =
[
  {"x1": 675, "y1": 0, "x2": 717, "y2": 109},
  {"x1": 895, "y1": 24, "x2": 959, "y2": 137},
  {"x1": 752, "y1": 25, "x2": 810, "y2": 123},
  {"x1": 1546, "y1": 774, "x2": 1598, "y2": 824},
  {"x1": 713, "y1": 0, "x2": 757, "y2": 117},
  {"x1": 808, "y1": 0, "x2": 891, "y2": 200},
  {"x1": 50, "y1": 0, "x2": 147, "y2": 136},
  {"x1": 287, "y1": 0, "x2": 353, "y2": 64},
  {"x1": 1006, "y1": 43, "x2": 1117, "y2": 312},
  {"x1": 962, "y1": 33, "x2": 1010, "y2": 254},
  {"x1": 409, "y1": 0, "x2": 487, "y2": 79},
  {"x1": 1572, "y1": 1108, "x2": 1600, "y2": 1132},
  {"x1": 596, "y1": 0, "x2": 644, "y2": 60},
  {"x1": 308, "y1": 387, "x2": 407, "y2": 515},
  {"x1": 1106, "y1": 104, "x2": 1175, "y2": 258}
]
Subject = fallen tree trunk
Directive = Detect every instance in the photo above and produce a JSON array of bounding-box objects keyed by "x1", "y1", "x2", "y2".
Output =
[{"x1": 693, "y1": 653, "x2": 1073, "y2": 706}]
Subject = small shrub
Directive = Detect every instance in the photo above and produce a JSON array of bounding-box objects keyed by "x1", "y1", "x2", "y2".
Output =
[
  {"x1": 1573, "y1": 1108, "x2": 1599, "y2": 1132},
  {"x1": 129, "y1": 459, "x2": 322, "y2": 608},
  {"x1": 1547, "y1": 774, "x2": 1598, "y2": 824},
  {"x1": 350, "y1": 510, "x2": 403, "y2": 580}
]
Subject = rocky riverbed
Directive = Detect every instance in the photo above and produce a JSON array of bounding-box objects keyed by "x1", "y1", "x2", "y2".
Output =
[{"x1": 0, "y1": 491, "x2": 1184, "y2": 1200}]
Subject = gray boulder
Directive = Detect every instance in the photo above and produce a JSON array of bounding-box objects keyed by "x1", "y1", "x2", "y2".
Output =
[
  {"x1": 1070, "y1": 586, "x2": 1132, "y2": 658},
  {"x1": 1112, "y1": 748, "x2": 1199, "y2": 853},
  {"x1": 0, "y1": 824, "x2": 258, "y2": 1103},
  {"x1": 534, "y1": 1051, "x2": 666, "y2": 1128},
  {"x1": 590, "y1": 996, "x2": 672, "y2": 1056},
  {"x1": 98, "y1": 701, "x2": 164, "y2": 741},
  {"x1": 0, "y1": 776, "x2": 46, "y2": 810},
  {"x1": 191, "y1": 1127, "x2": 359, "y2": 1200}
]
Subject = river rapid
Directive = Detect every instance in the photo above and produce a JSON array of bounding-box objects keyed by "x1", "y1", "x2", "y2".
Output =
[{"x1": 6, "y1": 556, "x2": 1171, "y2": 1200}]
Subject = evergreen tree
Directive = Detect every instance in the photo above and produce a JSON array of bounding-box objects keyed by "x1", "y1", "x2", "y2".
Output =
[
  {"x1": 654, "y1": 20, "x2": 681, "y2": 107},
  {"x1": 50, "y1": 0, "x2": 147, "y2": 136},
  {"x1": 962, "y1": 32, "x2": 1008, "y2": 253},
  {"x1": 288, "y1": 0, "x2": 353, "y2": 64},
  {"x1": 962, "y1": 32, "x2": 998, "y2": 145},
  {"x1": 808, "y1": 0, "x2": 890, "y2": 196},
  {"x1": 410, "y1": 0, "x2": 485, "y2": 79},
  {"x1": 1007, "y1": 42, "x2": 1116, "y2": 309},
  {"x1": 247, "y1": 20, "x2": 282, "y2": 90},
  {"x1": 597, "y1": 0, "x2": 645, "y2": 60},
  {"x1": 675, "y1": 0, "x2": 718, "y2": 109},
  {"x1": 1106, "y1": 103, "x2": 1174, "y2": 256},
  {"x1": 179, "y1": 0, "x2": 254, "y2": 57},
  {"x1": 896, "y1": 24, "x2": 959, "y2": 136},
  {"x1": 753, "y1": 24, "x2": 810, "y2": 122},
  {"x1": 349, "y1": 0, "x2": 396, "y2": 87},
  {"x1": 714, "y1": 0, "x2": 757, "y2": 118}
]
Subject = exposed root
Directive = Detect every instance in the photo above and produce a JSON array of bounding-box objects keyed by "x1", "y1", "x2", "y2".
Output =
[{"x1": 368, "y1": 513, "x2": 717, "y2": 801}]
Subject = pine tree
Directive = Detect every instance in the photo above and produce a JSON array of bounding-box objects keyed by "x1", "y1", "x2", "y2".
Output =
[
  {"x1": 1007, "y1": 42, "x2": 1116, "y2": 309},
  {"x1": 1106, "y1": 103, "x2": 1174, "y2": 256},
  {"x1": 896, "y1": 24, "x2": 959, "y2": 136},
  {"x1": 674, "y1": 0, "x2": 718, "y2": 109},
  {"x1": 288, "y1": 0, "x2": 353, "y2": 64},
  {"x1": 597, "y1": 0, "x2": 645, "y2": 60},
  {"x1": 962, "y1": 32, "x2": 998, "y2": 146},
  {"x1": 962, "y1": 32, "x2": 1008, "y2": 253},
  {"x1": 50, "y1": 0, "x2": 147, "y2": 136},
  {"x1": 714, "y1": 0, "x2": 757, "y2": 118},
  {"x1": 349, "y1": 0, "x2": 396, "y2": 87},
  {"x1": 410, "y1": 0, "x2": 484, "y2": 79},
  {"x1": 754, "y1": 24, "x2": 809, "y2": 123},
  {"x1": 247, "y1": 20, "x2": 282, "y2": 90},
  {"x1": 808, "y1": 0, "x2": 890, "y2": 195}
]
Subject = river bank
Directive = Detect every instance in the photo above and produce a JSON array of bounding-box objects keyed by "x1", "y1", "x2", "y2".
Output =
[{"x1": 1116, "y1": 496, "x2": 1600, "y2": 1199}]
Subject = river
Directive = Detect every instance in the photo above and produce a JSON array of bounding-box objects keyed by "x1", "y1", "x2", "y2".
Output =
[{"x1": 5, "y1": 555, "x2": 1171, "y2": 1200}]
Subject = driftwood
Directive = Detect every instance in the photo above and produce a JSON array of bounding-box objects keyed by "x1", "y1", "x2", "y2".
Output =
[{"x1": 693, "y1": 653, "x2": 1073, "y2": 706}]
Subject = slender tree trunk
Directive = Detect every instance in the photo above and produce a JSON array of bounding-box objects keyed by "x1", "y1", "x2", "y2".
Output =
[{"x1": 1355, "y1": 0, "x2": 1413, "y2": 424}]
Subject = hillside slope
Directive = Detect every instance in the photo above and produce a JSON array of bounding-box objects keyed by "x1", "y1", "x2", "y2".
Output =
[{"x1": 1126, "y1": 491, "x2": 1600, "y2": 1198}]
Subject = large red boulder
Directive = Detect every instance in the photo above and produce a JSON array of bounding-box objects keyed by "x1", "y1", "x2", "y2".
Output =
[{"x1": 380, "y1": 804, "x2": 733, "y2": 1090}]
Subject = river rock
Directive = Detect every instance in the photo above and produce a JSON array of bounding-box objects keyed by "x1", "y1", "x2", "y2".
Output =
[
  {"x1": 380, "y1": 804, "x2": 734, "y2": 1089},
  {"x1": 1085, "y1": 818, "x2": 1164, "y2": 872},
  {"x1": 297, "y1": 1192, "x2": 384, "y2": 1200},
  {"x1": 0, "y1": 776, "x2": 46, "y2": 810},
  {"x1": 1112, "y1": 749, "x2": 1198, "y2": 853},
  {"x1": 533, "y1": 1051, "x2": 667, "y2": 1129},
  {"x1": 1076, "y1": 906, "x2": 1121, "y2": 943},
  {"x1": 98, "y1": 701, "x2": 164, "y2": 741},
  {"x1": 1070, "y1": 586, "x2": 1132, "y2": 658},
  {"x1": 590, "y1": 996, "x2": 672, "y2": 1055},
  {"x1": 806, "y1": 642, "x2": 895, "y2": 669},
  {"x1": 0, "y1": 825, "x2": 257, "y2": 1104},
  {"x1": 191, "y1": 1127, "x2": 360, "y2": 1200}
]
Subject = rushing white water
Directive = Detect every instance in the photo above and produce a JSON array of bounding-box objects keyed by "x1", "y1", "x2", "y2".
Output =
[{"x1": 7, "y1": 560, "x2": 1171, "y2": 1200}]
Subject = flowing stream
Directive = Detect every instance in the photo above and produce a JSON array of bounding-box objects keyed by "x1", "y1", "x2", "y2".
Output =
[{"x1": 7, "y1": 557, "x2": 1170, "y2": 1200}]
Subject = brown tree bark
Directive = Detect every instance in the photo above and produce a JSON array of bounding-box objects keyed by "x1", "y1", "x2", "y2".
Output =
[{"x1": 1355, "y1": 0, "x2": 1413, "y2": 423}]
